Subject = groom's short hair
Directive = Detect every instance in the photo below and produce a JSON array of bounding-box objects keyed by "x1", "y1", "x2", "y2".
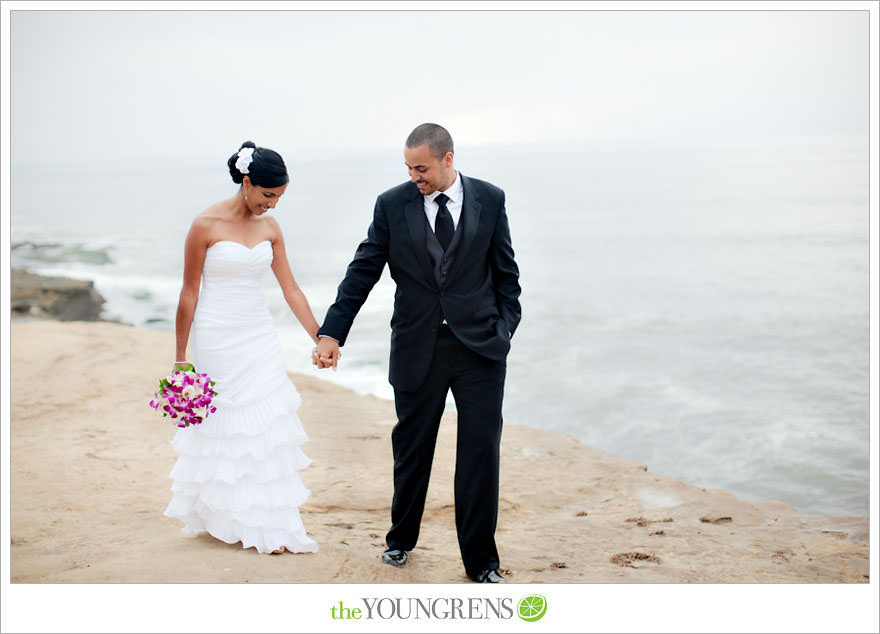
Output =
[{"x1": 406, "y1": 123, "x2": 454, "y2": 160}]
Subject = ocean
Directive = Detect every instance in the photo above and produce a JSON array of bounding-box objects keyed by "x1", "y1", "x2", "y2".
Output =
[{"x1": 10, "y1": 136, "x2": 870, "y2": 518}]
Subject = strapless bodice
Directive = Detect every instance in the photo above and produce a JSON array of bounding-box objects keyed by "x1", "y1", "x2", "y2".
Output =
[{"x1": 200, "y1": 240, "x2": 273, "y2": 294}]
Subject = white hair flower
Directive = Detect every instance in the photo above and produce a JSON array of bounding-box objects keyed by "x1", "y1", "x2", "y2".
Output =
[{"x1": 235, "y1": 147, "x2": 255, "y2": 174}]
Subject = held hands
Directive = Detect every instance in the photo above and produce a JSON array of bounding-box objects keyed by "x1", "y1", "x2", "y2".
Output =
[{"x1": 312, "y1": 337, "x2": 341, "y2": 371}]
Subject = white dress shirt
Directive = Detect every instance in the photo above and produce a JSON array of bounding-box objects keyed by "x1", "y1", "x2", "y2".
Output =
[{"x1": 424, "y1": 171, "x2": 463, "y2": 232}]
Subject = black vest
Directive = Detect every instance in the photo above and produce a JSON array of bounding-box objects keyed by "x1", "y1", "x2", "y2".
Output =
[{"x1": 424, "y1": 205, "x2": 465, "y2": 288}]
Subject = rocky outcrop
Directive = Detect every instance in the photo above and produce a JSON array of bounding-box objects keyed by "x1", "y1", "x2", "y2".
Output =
[{"x1": 11, "y1": 268, "x2": 106, "y2": 321}]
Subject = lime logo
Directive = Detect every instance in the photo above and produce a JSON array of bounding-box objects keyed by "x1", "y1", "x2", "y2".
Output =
[{"x1": 517, "y1": 595, "x2": 547, "y2": 622}]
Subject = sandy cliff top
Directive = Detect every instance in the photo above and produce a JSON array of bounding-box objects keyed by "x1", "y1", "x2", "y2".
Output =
[{"x1": 9, "y1": 321, "x2": 868, "y2": 583}]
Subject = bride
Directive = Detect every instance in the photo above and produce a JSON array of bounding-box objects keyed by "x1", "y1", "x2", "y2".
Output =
[{"x1": 164, "y1": 141, "x2": 322, "y2": 554}]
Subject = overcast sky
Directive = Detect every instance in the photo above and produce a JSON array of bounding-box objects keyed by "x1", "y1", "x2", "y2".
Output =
[{"x1": 8, "y1": 7, "x2": 869, "y2": 166}]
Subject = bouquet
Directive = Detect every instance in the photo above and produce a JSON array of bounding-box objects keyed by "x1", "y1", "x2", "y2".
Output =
[{"x1": 149, "y1": 363, "x2": 218, "y2": 428}]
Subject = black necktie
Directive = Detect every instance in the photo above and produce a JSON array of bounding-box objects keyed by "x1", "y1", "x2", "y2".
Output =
[{"x1": 434, "y1": 193, "x2": 454, "y2": 251}]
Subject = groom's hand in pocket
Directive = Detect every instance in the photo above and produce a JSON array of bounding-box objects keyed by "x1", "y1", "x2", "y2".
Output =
[{"x1": 315, "y1": 336, "x2": 341, "y2": 370}]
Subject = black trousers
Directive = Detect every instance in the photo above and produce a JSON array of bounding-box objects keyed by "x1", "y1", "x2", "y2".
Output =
[{"x1": 385, "y1": 325, "x2": 506, "y2": 579}]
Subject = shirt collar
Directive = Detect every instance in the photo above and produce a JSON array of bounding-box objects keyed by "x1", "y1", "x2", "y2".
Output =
[{"x1": 427, "y1": 171, "x2": 462, "y2": 204}]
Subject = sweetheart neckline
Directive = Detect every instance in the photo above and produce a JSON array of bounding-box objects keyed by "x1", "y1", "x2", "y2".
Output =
[{"x1": 208, "y1": 240, "x2": 272, "y2": 250}]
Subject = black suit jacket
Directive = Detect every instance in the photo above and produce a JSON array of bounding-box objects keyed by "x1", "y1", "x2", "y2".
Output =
[{"x1": 319, "y1": 174, "x2": 522, "y2": 392}]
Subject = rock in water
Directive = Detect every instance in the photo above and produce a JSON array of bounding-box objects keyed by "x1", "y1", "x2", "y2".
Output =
[{"x1": 11, "y1": 268, "x2": 106, "y2": 321}]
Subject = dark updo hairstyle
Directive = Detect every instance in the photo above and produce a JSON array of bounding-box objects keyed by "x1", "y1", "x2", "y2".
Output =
[{"x1": 227, "y1": 141, "x2": 289, "y2": 188}]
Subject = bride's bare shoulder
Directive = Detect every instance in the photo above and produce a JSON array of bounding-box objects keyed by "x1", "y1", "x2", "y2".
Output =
[
  {"x1": 183, "y1": 203, "x2": 225, "y2": 247},
  {"x1": 196, "y1": 200, "x2": 230, "y2": 222},
  {"x1": 191, "y1": 201, "x2": 231, "y2": 231},
  {"x1": 263, "y1": 214, "x2": 283, "y2": 239}
]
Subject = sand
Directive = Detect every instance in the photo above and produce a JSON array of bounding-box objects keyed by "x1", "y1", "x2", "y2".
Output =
[{"x1": 9, "y1": 321, "x2": 869, "y2": 584}]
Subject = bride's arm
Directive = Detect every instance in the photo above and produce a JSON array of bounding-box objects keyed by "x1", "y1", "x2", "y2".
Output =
[
  {"x1": 175, "y1": 217, "x2": 210, "y2": 363},
  {"x1": 267, "y1": 218, "x2": 321, "y2": 345}
]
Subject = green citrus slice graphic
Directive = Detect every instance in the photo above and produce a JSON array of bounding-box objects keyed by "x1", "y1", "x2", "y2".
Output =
[{"x1": 517, "y1": 594, "x2": 547, "y2": 622}]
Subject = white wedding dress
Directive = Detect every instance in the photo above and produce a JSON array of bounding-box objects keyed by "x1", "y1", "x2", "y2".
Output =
[{"x1": 164, "y1": 240, "x2": 318, "y2": 554}]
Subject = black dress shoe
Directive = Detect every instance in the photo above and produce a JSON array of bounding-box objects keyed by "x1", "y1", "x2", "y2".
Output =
[
  {"x1": 475, "y1": 568, "x2": 505, "y2": 583},
  {"x1": 382, "y1": 549, "x2": 408, "y2": 567}
]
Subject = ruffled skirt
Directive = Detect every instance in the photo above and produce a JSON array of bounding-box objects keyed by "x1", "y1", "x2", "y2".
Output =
[{"x1": 164, "y1": 380, "x2": 318, "y2": 554}]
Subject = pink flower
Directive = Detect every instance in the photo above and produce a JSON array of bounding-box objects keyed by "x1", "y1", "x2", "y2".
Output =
[{"x1": 149, "y1": 366, "x2": 219, "y2": 427}]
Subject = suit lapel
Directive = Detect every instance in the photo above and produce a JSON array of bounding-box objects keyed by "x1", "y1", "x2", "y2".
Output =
[
  {"x1": 445, "y1": 174, "x2": 481, "y2": 285},
  {"x1": 403, "y1": 186, "x2": 437, "y2": 286}
]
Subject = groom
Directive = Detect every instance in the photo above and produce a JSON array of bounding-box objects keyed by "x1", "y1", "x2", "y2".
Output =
[{"x1": 314, "y1": 123, "x2": 521, "y2": 583}]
